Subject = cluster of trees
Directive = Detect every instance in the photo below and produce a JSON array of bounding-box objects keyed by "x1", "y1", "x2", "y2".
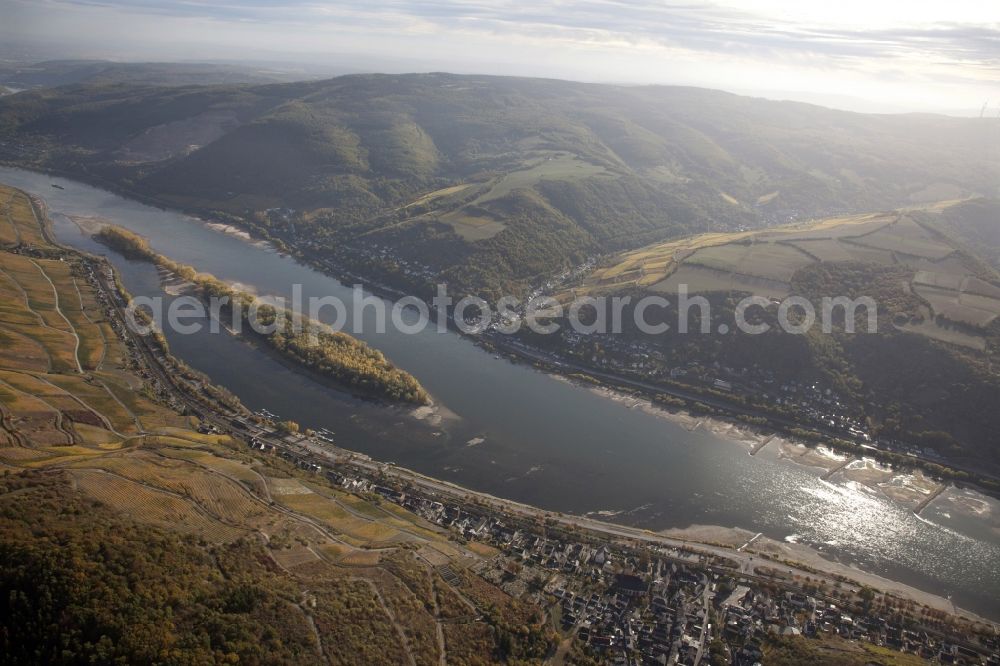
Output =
[
  {"x1": 271, "y1": 322, "x2": 428, "y2": 404},
  {"x1": 95, "y1": 225, "x2": 157, "y2": 260},
  {"x1": 455, "y1": 570, "x2": 555, "y2": 663},
  {"x1": 10, "y1": 73, "x2": 996, "y2": 301},
  {"x1": 2, "y1": 466, "x2": 556, "y2": 665},
  {"x1": 934, "y1": 199, "x2": 1000, "y2": 270},
  {"x1": 0, "y1": 472, "x2": 321, "y2": 664},
  {"x1": 521, "y1": 267, "x2": 1000, "y2": 467},
  {"x1": 96, "y1": 225, "x2": 429, "y2": 405},
  {"x1": 791, "y1": 261, "x2": 925, "y2": 326}
]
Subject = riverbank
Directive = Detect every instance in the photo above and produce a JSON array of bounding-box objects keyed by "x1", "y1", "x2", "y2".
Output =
[
  {"x1": 496, "y1": 334, "x2": 1000, "y2": 499},
  {"x1": 94, "y1": 224, "x2": 431, "y2": 406},
  {"x1": 6, "y1": 164, "x2": 1000, "y2": 622},
  {"x1": 13, "y1": 162, "x2": 1000, "y2": 481},
  {"x1": 148, "y1": 248, "x2": 999, "y2": 623},
  {"x1": 558, "y1": 377, "x2": 970, "y2": 514},
  {"x1": 661, "y1": 524, "x2": 994, "y2": 624},
  {"x1": 59, "y1": 170, "x2": 999, "y2": 496}
]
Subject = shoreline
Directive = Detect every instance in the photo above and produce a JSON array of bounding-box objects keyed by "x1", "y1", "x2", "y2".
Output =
[
  {"x1": 660, "y1": 523, "x2": 995, "y2": 625},
  {"x1": 565, "y1": 378, "x2": 1000, "y2": 623},
  {"x1": 8, "y1": 166, "x2": 1000, "y2": 626},
  {"x1": 91, "y1": 223, "x2": 432, "y2": 408},
  {"x1": 359, "y1": 447, "x2": 1000, "y2": 625},
  {"x1": 32, "y1": 165, "x2": 1000, "y2": 490},
  {"x1": 580, "y1": 378, "x2": 968, "y2": 514}
]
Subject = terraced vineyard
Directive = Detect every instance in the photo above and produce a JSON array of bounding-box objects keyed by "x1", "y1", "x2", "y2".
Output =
[
  {"x1": 6, "y1": 73, "x2": 994, "y2": 300},
  {"x1": 0, "y1": 182, "x2": 552, "y2": 665}
]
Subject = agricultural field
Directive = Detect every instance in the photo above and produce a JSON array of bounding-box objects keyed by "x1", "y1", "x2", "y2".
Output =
[
  {"x1": 573, "y1": 201, "x2": 1000, "y2": 350},
  {"x1": 965, "y1": 276, "x2": 1000, "y2": 299},
  {"x1": 0, "y1": 185, "x2": 47, "y2": 247},
  {"x1": 440, "y1": 208, "x2": 508, "y2": 241},
  {"x1": 913, "y1": 270, "x2": 964, "y2": 291},
  {"x1": 471, "y1": 151, "x2": 608, "y2": 206},
  {"x1": 847, "y1": 216, "x2": 954, "y2": 259},
  {"x1": 684, "y1": 241, "x2": 815, "y2": 282},
  {"x1": 0, "y1": 182, "x2": 219, "y2": 455},
  {"x1": 265, "y1": 475, "x2": 447, "y2": 549},
  {"x1": 912, "y1": 284, "x2": 1000, "y2": 328},
  {"x1": 81, "y1": 451, "x2": 270, "y2": 523},
  {"x1": 0, "y1": 183, "x2": 539, "y2": 664},
  {"x1": 69, "y1": 467, "x2": 250, "y2": 543},
  {"x1": 576, "y1": 229, "x2": 758, "y2": 293},
  {"x1": 577, "y1": 210, "x2": 896, "y2": 296},
  {"x1": 411, "y1": 150, "x2": 609, "y2": 241},
  {"x1": 403, "y1": 183, "x2": 473, "y2": 209},
  {"x1": 654, "y1": 265, "x2": 792, "y2": 300},
  {"x1": 156, "y1": 444, "x2": 266, "y2": 483}
]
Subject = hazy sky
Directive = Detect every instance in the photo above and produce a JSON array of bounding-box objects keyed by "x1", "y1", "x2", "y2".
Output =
[{"x1": 4, "y1": 0, "x2": 999, "y2": 114}]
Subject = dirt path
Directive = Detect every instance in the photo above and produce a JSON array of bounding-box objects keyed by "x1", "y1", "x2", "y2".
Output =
[
  {"x1": 435, "y1": 617, "x2": 446, "y2": 666},
  {"x1": 0, "y1": 402, "x2": 27, "y2": 447},
  {"x1": 95, "y1": 379, "x2": 145, "y2": 433},
  {"x1": 1, "y1": 191, "x2": 22, "y2": 245},
  {"x1": 359, "y1": 578, "x2": 418, "y2": 666},
  {"x1": 423, "y1": 561, "x2": 449, "y2": 666},
  {"x1": 416, "y1": 551, "x2": 479, "y2": 616},
  {"x1": 915, "y1": 483, "x2": 948, "y2": 515},
  {"x1": 0, "y1": 266, "x2": 57, "y2": 372},
  {"x1": 145, "y1": 447, "x2": 363, "y2": 552},
  {"x1": 252, "y1": 468, "x2": 273, "y2": 501},
  {"x1": 29, "y1": 258, "x2": 83, "y2": 373},
  {"x1": 181, "y1": 463, "x2": 427, "y2": 664},
  {"x1": 26, "y1": 371, "x2": 128, "y2": 438},
  {"x1": 72, "y1": 276, "x2": 107, "y2": 370},
  {"x1": 0, "y1": 375, "x2": 74, "y2": 445},
  {"x1": 552, "y1": 637, "x2": 574, "y2": 665},
  {"x1": 297, "y1": 598, "x2": 327, "y2": 661},
  {"x1": 0, "y1": 325, "x2": 54, "y2": 373},
  {"x1": 750, "y1": 434, "x2": 775, "y2": 455},
  {"x1": 821, "y1": 457, "x2": 855, "y2": 480}
]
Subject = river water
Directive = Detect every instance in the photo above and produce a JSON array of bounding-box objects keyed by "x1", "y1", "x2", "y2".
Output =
[{"x1": 3, "y1": 166, "x2": 998, "y2": 620}]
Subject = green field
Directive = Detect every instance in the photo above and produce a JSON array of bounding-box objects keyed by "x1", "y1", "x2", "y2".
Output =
[
  {"x1": 404, "y1": 183, "x2": 473, "y2": 209},
  {"x1": 577, "y1": 211, "x2": 894, "y2": 295},
  {"x1": 685, "y1": 241, "x2": 815, "y2": 282},
  {"x1": 913, "y1": 284, "x2": 999, "y2": 327},
  {"x1": 471, "y1": 152, "x2": 607, "y2": 206},
  {"x1": 2, "y1": 71, "x2": 996, "y2": 299},
  {"x1": 654, "y1": 264, "x2": 792, "y2": 300},
  {"x1": 439, "y1": 209, "x2": 509, "y2": 240},
  {"x1": 848, "y1": 216, "x2": 954, "y2": 259},
  {"x1": 426, "y1": 151, "x2": 608, "y2": 241}
]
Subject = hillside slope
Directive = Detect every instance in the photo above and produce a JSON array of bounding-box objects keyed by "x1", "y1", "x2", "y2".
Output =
[
  {"x1": 1, "y1": 73, "x2": 996, "y2": 297},
  {"x1": 0, "y1": 183, "x2": 551, "y2": 664},
  {"x1": 560, "y1": 201, "x2": 1000, "y2": 466},
  {"x1": 0, "y1": 59, "x2": 301, "y2": 89}
]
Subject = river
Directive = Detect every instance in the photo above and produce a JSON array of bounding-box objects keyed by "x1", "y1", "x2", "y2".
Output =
[{"x1": 3, "y1": 166, "x2": 998, "y2": 620}]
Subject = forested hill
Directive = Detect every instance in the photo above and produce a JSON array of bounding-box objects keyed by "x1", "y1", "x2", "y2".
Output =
[
  {"x1": 1, "y1": 72, "x2": 996, "y2": 296},
  {"x1": 0, "y1": 59, "x2": 301, "y2": 89}
]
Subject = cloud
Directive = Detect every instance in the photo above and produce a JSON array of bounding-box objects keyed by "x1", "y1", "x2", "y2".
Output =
[
  {"x1": 4, "y1": 0, "x2": 998, "y2": 112},
  {"x1": 21, "y1": 0, "x2": 996, "y2": 68}
]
